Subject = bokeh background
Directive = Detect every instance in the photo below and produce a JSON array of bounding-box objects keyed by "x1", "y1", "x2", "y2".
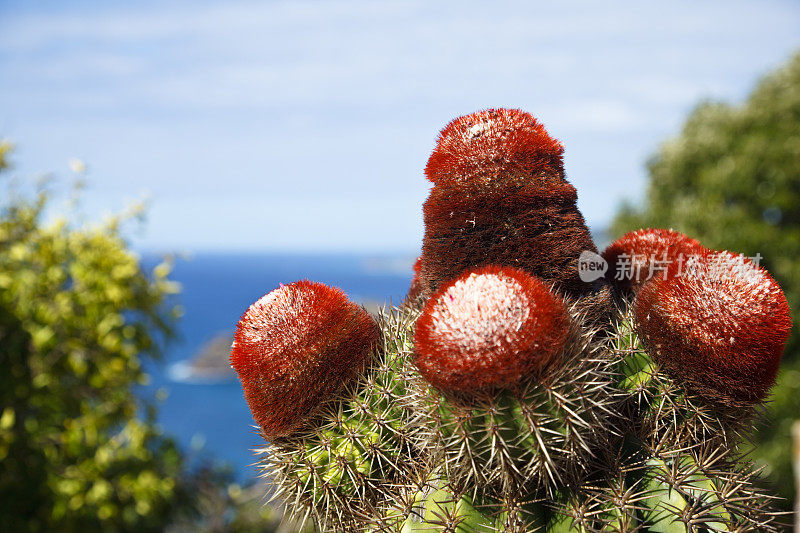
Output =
[{"x1": 1, "y1": 1, "x2": 799, "y2": 531}]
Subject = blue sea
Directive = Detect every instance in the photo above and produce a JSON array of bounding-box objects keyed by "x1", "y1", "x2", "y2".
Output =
[{"x1": 139, "y1": 253, "x2": 414, "y2": 481}]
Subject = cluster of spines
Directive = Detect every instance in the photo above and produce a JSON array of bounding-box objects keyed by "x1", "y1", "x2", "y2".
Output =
[
  {"x1": 610, "y1": 308, "x2": 745, "y2": 447},
  {"x1": 545, "y1": 442, "x2": 781, "y2": 532},
  {"x1": 586, "y1": 228, "x2": 791, "y2": 531},
  {"x1": 374, "y1": 466, "x2": 501, "y2": 532},
  {"x1": 235, "y1": 292, "x2": 425, "y2": 531},
  {"x1": 409, "y1": 267, "x2": 616, "y2": 501}
]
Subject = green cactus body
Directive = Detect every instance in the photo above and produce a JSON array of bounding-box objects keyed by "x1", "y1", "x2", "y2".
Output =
[
  {"x1": 613, "y1": 310, "x2": 747, "y2": 443},
  {"x1": 543, "y1": 449, "x2": 752, "y2": 533},
  {"x1": 546, "y1": 497, "x2": 591, "y2": 533},
  {"x1": 259, "y1": 308, "x2": 425, "y2": 531},
  {"x1": 384, "y1": 478, "x2": 551, "y2": 533},
  {"x1": 413, "y1": 312, "x2": 615, "y2": 498},
  {"x1": 639, "y1": 457, "x2": 693, "y2": 533},
  {"x1": 252, "y1": 301, "x2": 781, "y2": 533},
  {"x1": 492, "y1": 496, "x2": 549, "y2": 532},
  {"x1": 292, "y1": 420, "x2": 379, "y2": 493},
  {"x1": 545, "y1": 468, "x2": 643, "y2": 533},
  {"x1": 674, "y1": 455, "x2": 730, "y2": 530},
  {"x1": 634, "y1": 450, "x2": 757, "y2": 532},
  {"x1": 546, "y1": 513, "x2": 583, "y2": 533},
  {"x1": 399, "y1": 485, "x2": 496, "y2": 533},
  {"x1": 235, "y1": 111, "x2": 790, "y2": 533},
  {"x1": 607, "y1": 306, "x2": 778, "y2": 532}
]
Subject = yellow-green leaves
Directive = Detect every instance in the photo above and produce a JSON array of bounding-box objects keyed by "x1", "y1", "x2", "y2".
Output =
[{"x1": 0, "y1": 156, "x2": 184, "y2": 531}]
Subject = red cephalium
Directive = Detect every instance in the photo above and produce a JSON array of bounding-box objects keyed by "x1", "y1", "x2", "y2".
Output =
[
  {"x1": 635, "y1": 251, "x2": 792, "y2": 404},
  {"x1": 231, "y1": 280, "x2": 378, "y2": 439},
  {"x1": 414, "y1": 265, "x2": 571, "y2": 393},
  {"x1": 414, "y1": 109, "x2": 607, "y2": 318}
]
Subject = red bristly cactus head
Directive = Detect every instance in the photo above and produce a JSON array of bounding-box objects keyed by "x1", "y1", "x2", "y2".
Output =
[
  {"x1": 417, "y1": 109, "x2": 606, "y2": 311},
  {"x1": 635, "y1": 251, "x2": 792, "y2": 404},
  {"x1": 231, "y1": 280, "x2": 379, "y2": 440},
  {"x1": 413, "y1": 266, "x2": 571, "y2": 392},
  {"x1": 602, "y1": 228, "x2": 707, "y2": 293},
  {"x1": 425, "y1": 108, "x2": 565, "y2": 189}
]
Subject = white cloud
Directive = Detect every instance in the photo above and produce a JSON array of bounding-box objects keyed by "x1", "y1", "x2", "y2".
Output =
[
  {"x1": 4, "y1": 0, "x2": 797, "y2": 113},
  {"x1": 1, "y1": 0, "x2": 799, "y2": 250}
]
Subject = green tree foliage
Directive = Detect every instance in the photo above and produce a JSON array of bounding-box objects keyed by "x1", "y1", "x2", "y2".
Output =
[
  {"x1": 0, "y1": 142, "x2": 295, "y2": 532},
  {"x1": 0, "y1": 143, "x2": 190, "y2": 531},
  {"x1": 611, "y1": 51, "x2": 800, "y2": 509}
]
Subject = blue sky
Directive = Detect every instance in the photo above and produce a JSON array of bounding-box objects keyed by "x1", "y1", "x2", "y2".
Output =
[{"x1": 1, "y1": 1, "x2": 799, "y2": 253}]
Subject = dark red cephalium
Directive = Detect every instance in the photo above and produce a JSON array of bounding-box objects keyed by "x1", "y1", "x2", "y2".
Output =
[
  {"x1": 231, "y1": 281, "x2": 379, "y2": 439},
  {"x1": 413, "y1": 266, "x2": 571, "y2": 392},
  {"x1": 602, "y1": 228, "x2": 707, "y2": 292},
  {"x1": 414, "y1": 109, "x2": 606, "y2": 314},
  {"x1": 635, "y1": 251, "x2": 792, "y2": 404}
]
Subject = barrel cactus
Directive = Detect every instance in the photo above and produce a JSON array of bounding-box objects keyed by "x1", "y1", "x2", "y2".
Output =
[{"x1": 230, "y1": 109, "x2": 792, "y2": 532}]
